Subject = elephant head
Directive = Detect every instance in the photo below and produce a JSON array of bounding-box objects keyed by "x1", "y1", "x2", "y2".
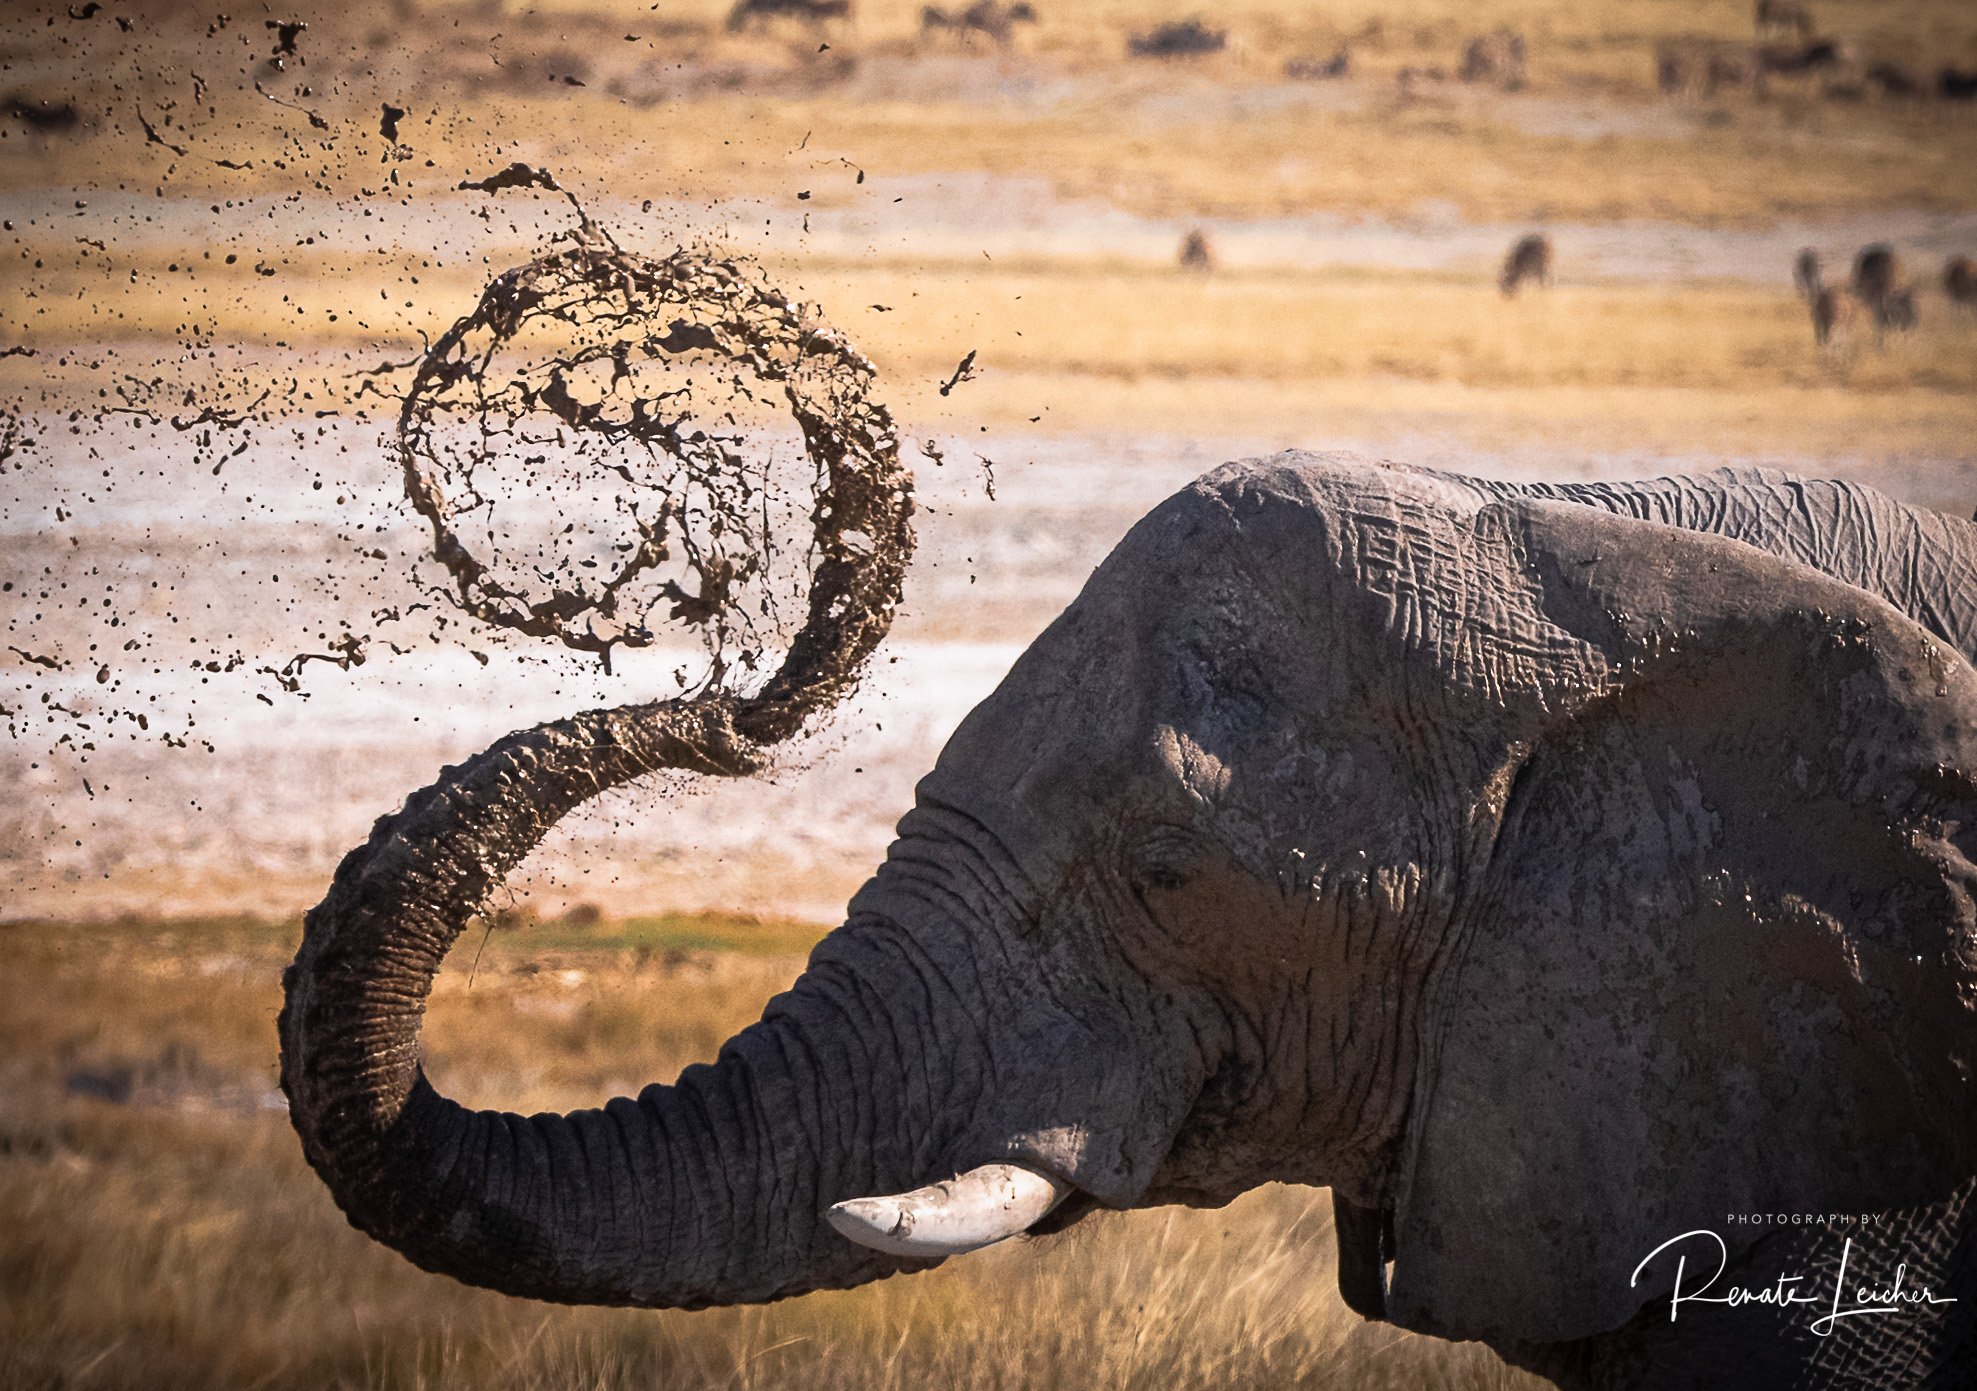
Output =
[{"x1": 282, "y1": 451, "x2": 1977, "y2": 1377}]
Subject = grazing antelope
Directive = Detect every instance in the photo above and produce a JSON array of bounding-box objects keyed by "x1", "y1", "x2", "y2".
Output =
[
  {"x1": 1851, "y1": 242, "x2": 1917, "y2": 335},
  {"x1": 1865, "y1": 62, "x2": 1925, "y2": 98},
  {"x1": 3, "y1": 95, "x2": 81, "y2": 133},
  {"x1": 1759, "y1": 38, "x2": 1847, "y2": 76},
  {"x1": 1795, "y1": 253, "x2": 1854, "y2": 347},
  {"x1": 1285, "y1": 48, "x2": 1350, "y2": 80},
  {"x1": 1127, "y1": 20, "x2": 1225, "y2": 58},
  {"x1": 1655, "y1": 45, "x2": 1691, "y2": 95},
  {"x1": 1847, "y1": 244, "x2": 1920, "y2": 339},
  {"x1": 1499, "y1": 233, "x2": 1553, "y2": 297},
  {"x1": 1705, "y1": 45, "x2": 1767, "y2": 96},
  {"x1": 1852, "y1": 243, "x2": 1900, "y2": 307}
]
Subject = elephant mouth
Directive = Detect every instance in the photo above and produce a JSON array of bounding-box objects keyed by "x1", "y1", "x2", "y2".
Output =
[{"x1": 1024, "y1": 1187, "x2": 1103, "y2": 1235}]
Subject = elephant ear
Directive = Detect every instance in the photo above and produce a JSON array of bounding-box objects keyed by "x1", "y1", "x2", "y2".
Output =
[{"x1": 1386, "y1": 497, "x2": 1977, "y2": 1346}]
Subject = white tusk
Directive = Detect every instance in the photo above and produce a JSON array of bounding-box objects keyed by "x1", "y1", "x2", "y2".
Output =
[{"x1": 825, "y1": 1162, "x2": 1070, "y2": 1259}]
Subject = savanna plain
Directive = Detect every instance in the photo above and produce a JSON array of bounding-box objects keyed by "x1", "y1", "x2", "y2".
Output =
[{"x1": 3, "y1": 0, "x2": 1976, "y2": 1386}]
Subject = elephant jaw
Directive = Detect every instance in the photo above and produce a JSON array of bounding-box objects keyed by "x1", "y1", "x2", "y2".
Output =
[{"x1": 826, "y1": 1162, "x2": 1070, "y2": 1258}]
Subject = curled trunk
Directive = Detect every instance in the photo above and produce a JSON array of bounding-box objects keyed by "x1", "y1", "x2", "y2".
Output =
[{"x1": 280, "y1": 397, "x2": 916, "y2": 1304}]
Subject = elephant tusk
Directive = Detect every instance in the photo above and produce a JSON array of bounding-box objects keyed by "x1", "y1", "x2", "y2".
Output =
[{"x1": 825, "y1": 1162, "x2": 1070, "y2": 1259}]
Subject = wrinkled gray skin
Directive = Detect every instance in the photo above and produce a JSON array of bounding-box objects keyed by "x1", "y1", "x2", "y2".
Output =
[{"x1": 283, "y1": 453, "x2": 1977, "y2": 1389}]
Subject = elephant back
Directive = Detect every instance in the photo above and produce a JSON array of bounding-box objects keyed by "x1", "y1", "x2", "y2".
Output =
[{"x1": 1484, "y1": 468, "x2": 1977, "y2": 665}]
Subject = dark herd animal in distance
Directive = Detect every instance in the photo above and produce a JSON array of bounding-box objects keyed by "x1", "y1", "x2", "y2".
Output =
[
  {"x1": 1499, "y1": 234, "x2": 1553, "y2": 297},
  {"x1": 922, "y1": 2, "x2": 1037, "y2": 44},
  {"x1": 725, "y1": 0, "x2": 851, "y2": 31},
  {"x1": 1656, "y1": 1, "x2": 1977, "y2": 100},
  {"x1": 1792, "y1": 243, "x2": 1974, "y2": 347},
  {"x1": 1126, "y1": 19, "x2": 1225, "y2": 59},
  {"x1": 1490, "y1": 234, "x2": 1969, "y2": 348}
]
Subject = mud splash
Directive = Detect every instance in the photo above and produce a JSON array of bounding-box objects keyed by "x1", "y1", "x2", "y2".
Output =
[
  {"x1": 281, "y1": 173, "x2": 916, "y2": 940},
  {"x1": 398, "y1": 186, "x2": 901, "y2": 682}
]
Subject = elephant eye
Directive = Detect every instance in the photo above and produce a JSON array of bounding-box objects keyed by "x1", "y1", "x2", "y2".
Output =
[{"x1": 1128, "y1": 827, "x2": 1205, "y2": 894}]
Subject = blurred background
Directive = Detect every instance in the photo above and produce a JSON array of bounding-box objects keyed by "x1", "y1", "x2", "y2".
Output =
[{"x1": 1, "y1": 1, "x2": 1973, "y2": 1386}]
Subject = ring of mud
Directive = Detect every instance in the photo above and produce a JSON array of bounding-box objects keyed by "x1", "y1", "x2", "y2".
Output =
[{"x1": 398, "y1": 238, "x2": 909, "y2": 686}]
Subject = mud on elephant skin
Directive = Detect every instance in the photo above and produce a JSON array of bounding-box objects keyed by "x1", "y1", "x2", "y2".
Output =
[{"x1": 282, "y1": 452, "x2": 1977, "y2": 1388}]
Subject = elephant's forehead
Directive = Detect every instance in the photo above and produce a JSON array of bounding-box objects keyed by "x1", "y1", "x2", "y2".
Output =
[{"x1": 919, "y1": 456, "x2": 1551, "y2": 820}]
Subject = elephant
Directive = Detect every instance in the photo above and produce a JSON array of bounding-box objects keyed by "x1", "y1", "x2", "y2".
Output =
[{"x1": 281, "y1": 452, "x2": 1977, "y2": 1389}]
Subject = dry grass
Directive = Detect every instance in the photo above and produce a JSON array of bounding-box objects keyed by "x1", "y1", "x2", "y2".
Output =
[{"x1": 0, "y1": 914, "x2": 1541, "y2": 1391}]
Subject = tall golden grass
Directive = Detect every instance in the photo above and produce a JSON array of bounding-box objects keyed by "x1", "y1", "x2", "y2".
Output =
[{"x1": 0, "y1": 916, "x2": 1541, "y2": 1390}]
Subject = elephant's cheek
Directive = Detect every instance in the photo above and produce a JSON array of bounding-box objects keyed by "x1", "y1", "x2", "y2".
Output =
[{"x1": 946, "y1": 1015, "x2": 1206, "y2": 1210}]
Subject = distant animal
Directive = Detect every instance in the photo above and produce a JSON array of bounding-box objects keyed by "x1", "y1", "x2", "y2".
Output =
[
  {"x1": 1851, "y1": 243, "x2": 1901, "y2": 311},
  {"x1": 1178, "y1": 229, "x2": 1214, "y2": 273},
  {"x1": 1866, "y1": 62, "x2": 1926, "y2": 98},
  {"x1": 1655, "y1": 45, "x2": 1695, "y2": 95},
  {"x1": 1499, "y1": 233, "x2": 1553, "y2": 297},
  {"x1": 1794, "y1": 251, "x2": 1854, "y2": 347},
  {"x1": 1126, "y1": 20, "x2": 1224, "y2": 58},
  {"x1": 1460, "y1": 29, "x2": 1527, "y2": 90},
  {"x1": 1943, "y1": 68, "x2": 1977, "y2": 101},
  {"x1": 726, "y1": 0, "x2": 850, "y2": 32},
  {"x1": 1810, "y1": 283, "x2": 1856, "y2": 346},
  {"x1": 1847, "y1": 245, "x2": 1917, "y2": 338},
  {"x1": 1947, "y1": 256, "x2": 1977, "y2": 307},
  {"x1": 921, "y1": 2, "x2": 1036, "y2": 44},
  {"x1": 3, "y1": 95, "x2": 81, "y2": 133},
  {"x1": 1285, "y1": 48, "x2": 1350, "y2": 80},
  {"x1": 1754, "y1": 0, "x2": 1813, "y2": 39},
  {"x1": 1876, "y1": 286, "x2": 1918, "y2": 335}
]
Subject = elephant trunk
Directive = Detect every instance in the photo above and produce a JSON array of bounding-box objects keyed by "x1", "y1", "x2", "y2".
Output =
[
  {"x1": 281, "y1": 390, "x2": 922, "y2": 1303},
  {"x1": 280, "y1": 695, "x2": 971, "y2": 1304}
]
